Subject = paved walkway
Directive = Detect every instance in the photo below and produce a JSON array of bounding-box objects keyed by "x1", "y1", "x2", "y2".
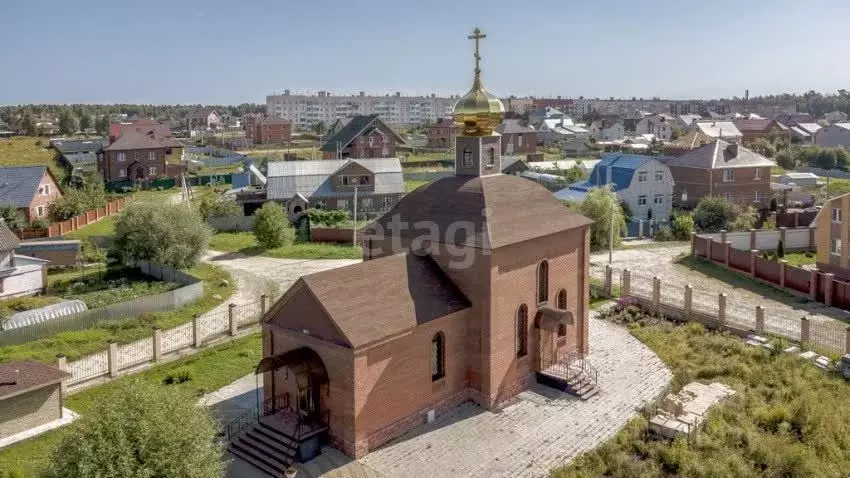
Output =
[
  {"x1": 590, "y1": 243, "x2": 850, "y2": 341},
  {"x1": 213, "y1": 315, "x2": 672, "y2": 478}
]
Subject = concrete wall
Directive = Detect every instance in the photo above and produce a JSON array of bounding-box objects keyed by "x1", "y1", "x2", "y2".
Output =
[{"x1": 0, "y1": 384, "x2": 61, "y2": 438}]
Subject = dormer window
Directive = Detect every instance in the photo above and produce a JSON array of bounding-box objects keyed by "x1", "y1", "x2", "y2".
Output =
[{"x1": 360, "y1": 176, "x2": 370, "y2": 185}]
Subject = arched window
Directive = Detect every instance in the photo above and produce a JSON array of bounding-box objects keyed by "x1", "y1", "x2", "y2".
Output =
[
  {"x1": 557, "y1": 289, "x2": 567, "y2": 337},
  {"x1": 516, "y1": 305, "x2": 528, "y2": 358},
  {"x1": 431, "y1": 332, "x2": 445, "y2": 381},
  {"x1": 537, "y1": 261, "x2": 549, "y2": 304},
  {"x1": 487, "y1": 148, "x2": 496, "y2": 166}
]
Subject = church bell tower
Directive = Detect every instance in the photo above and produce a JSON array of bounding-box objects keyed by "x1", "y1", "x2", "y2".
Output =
[{"x1": 452, "y1": 27, "x2": 506, "y2": 178}]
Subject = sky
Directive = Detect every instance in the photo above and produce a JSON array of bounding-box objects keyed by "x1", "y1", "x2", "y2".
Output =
[{"x1": 3, "y1": 0, "x2": 850, "y2": 105}]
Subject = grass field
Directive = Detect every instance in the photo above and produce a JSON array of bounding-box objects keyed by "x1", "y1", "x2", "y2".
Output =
[
  {"x1": 554, "y1": 319, "x2": 850, "y2": 477},
  {"x1": 0, "y1": 262, "x2": 234, "y2": 364},
  {"x1": 676, "y1": 255, "x2": 809, "y2": 305},
  {"x1": 0, "y1": 136, "x2": 67, "y2": 181},
  {"x1": 0, "y1": 333, "x2": 262, "y2": 477},
  {"x1": 780, "y1": 251, "x2": 817, "y2": 268},
  {"x1": 208, "y1": 231, "x2": 362, "y2": 260}
]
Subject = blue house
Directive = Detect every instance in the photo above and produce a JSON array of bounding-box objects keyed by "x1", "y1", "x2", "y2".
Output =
[{"x1": 555, "y1": 153, "x2": 675, "y2": 237}]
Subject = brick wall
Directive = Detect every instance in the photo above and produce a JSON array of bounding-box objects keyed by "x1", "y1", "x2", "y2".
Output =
[
  {"x1": 0, "y1": 384, "x2": 62, "y2": 438},
  {"x1": 669, "y1": 165, "x2": 772, "y2": 208},
  {"x1": 24, "y1": 170, "x2": 62, "y2": 222},
  {"x1": 104, "y1": 148, "x2": 171, "y2": 182}
]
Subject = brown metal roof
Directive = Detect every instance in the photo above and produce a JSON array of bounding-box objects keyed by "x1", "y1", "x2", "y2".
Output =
[
  {"x1": 365, "y1": 174, "x2": 592, "y2": 250},
  {"x1": 106, "y1": 130, "x2": 182, "y2": 151},
  {"x1": 731, "y1": 118, "x2": 772, "y2": 133},
  {"x1": 268, "y1": 253, "x2": 470, "y2": 349},
  {"x1": 0, "y1": 361, "x2": 70, "y2": 401},
  {"x1": 664, "y1": 139, "x2": 775, "y2": 170}
]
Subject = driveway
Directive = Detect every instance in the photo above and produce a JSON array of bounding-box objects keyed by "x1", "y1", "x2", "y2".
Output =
[
  {"x1": 590, "y1": 242, "x2": 850, "y2": 345},
  {"x1": 202, "y1": 250, "x2": 360, "y2": 313}
]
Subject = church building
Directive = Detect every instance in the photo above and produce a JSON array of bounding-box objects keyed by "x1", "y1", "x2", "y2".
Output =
[{"x1": 236, "y1": 28, "x2": 595, "y2": 473}]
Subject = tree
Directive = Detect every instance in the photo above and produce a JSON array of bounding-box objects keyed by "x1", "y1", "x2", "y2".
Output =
[
  {"x1": 575, "y1": 186, "x2": 626, "y2": 249},
  {"x1": 313, "y1": 121, "x2": 327, "y2": 136},
  {"x1": 197, "y1": 197, "x2": 242, "y2": 221},
  {"x1": 111, "y1": 203, "x2": 211, "y2": 268},
  {"x1": 58, "y1": 110, "x2": 79, "y2": 135},
  {"x1": 692, "y1": 196, "x2": 738, "y2": 232},
  {"x1": 728, "y1": 205, "x2": 758, "y2": 231},
  {"x1": 78, "y1": 113, "x2": 92, "y2": 132},
  {"x1": 776, "y1": 239, "x2": 785, "y2": 259},
  {"x1": 95, "y1": 115, "x2": 110, "y2": 135},
  {"x1": 253, "y1": 202, "x2": 290, "y2": 248},
  {"x1": 775, "y1": 150, "x2": 795, "y2": 170},
  {"x1": 48, "y1": 380, "x2": 224, "y2": 478},
  {"x1": 670, "y1": 214, "x2": 695, "y2": 240},
  {"x1": 20, "y1": 112, "x2": 37, "y2": 136},
  {"x1": 770, "y1": 197, "x2": 778, "y2": 212},
  {"x1": 0, "y1": 204, "x2": 27, "y2": 230}
]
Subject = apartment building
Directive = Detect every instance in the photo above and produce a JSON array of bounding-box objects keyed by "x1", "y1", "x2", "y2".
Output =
[{"x1": 266, "y1": 90, "x2": 458, "y2": 130}]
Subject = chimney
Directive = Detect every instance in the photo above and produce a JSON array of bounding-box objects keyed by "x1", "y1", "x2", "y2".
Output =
[{"x1": 727, "y1": 143, "x2": 739, "y2": 156}]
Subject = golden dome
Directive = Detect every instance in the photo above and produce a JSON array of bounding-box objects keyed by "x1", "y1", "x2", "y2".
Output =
[{"x1": 452, "y1": 28, "x2": 505, "y2": 137}]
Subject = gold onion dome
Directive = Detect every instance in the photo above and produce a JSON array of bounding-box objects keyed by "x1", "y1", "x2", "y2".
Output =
[{"x1": 453, "y1": 28, "x2": 505, "y2": 136}]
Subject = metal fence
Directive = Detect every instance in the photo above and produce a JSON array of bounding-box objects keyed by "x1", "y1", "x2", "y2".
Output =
[{"x1": 63, "y1": 294, "x2": 275, "y2": 387}]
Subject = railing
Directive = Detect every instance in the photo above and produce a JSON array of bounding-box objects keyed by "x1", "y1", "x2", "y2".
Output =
[
  {"x1": 294, "y1": 409, "x2": 330, "y2": 441},
  {"x1": 225, "y1": 392, "x2": 290, "y2": 441},
  {"x1": 539, "y1": 347, "x2": 598, "y2": 392}
]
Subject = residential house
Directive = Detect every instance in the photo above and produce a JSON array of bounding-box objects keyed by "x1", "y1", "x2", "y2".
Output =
[
  {"x1": 319, "y1": 115, "x2": 405, "y2": 159},
  {"x1": 537, "y1": 118, "x2": 589, "y2": 147},
  {"x1": 774, "y1": 112, "x2": 814, "y2": 127},
  {"x1": 824, "y1": 111, "x2": 849, "y2": 123},
  {"x1": 814, "y1": 123, "x2": 850, "y2": 148},
  {"x1": 495, "y1": 120, "x2": 537, "y2": 155},
  {"x1": 0, "y1": 166, "x2": 62, "y2": 222},
  {"x1": 527, "y1": 107, "x2": 565, "y2": 126},
  {"x1": 244, "y1": 115, "x2": 292, "y2": 145},
  {"x1": 731, "y1": 119, "x2": 788, "y2": 142},
  {"x1": 789, "y1": 123, "x2": 822, "y2": 143},
  {"x1": 426, "y1": 118, "x2": 458, "y2": 148},
  {"x1": 0, "y1": 361, "x2": 71, "y2": 440},
  {"x1": 778, "y1": 172, "x2": 819, "y2": 188},
  {"x1": 622, "y1": 110, "x2": 651, "y2": 133},
  {"x1": 589, "y1": 117, "x2": 625, "y2": 141},
  {"x1": 635, "y1": 113, "x2": 675, "y2": 141},
  {"x1": 264, "y1": 158, "x2": 404, "y2": 221},
  {"x1": 691, "y1": 121, "x2": 743, "y2": 143},
  {"x1": 0, "y1": 221, "x2": 50, "y2": 299},
  {"x1": 813, "y1": 192, "x2": 850, "y2": 280},
  {"x1": 677, "y1": 114, "x2": 702, "y2": 127},
  {"x1": 104, "y1": 120, "x2": 183, "y2": 183},
  {"x1": 529, "y1": 159, "x2": 601, "y2": 176},
  {"x1": 50, "y1": 138, "x2": 107, "y2": 173},
  {"x1": 555, "y1": 153, "x2": 675, "y2": 235},
  {"x1": 663, "y1": 139, "x2": 774, "y2": 208},
  {"x1": 185, "y1": 109, "x2": 223, "y2": 132}
]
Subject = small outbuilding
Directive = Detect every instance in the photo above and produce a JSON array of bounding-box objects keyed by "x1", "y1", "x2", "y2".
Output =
[{"x1": 0, "y1": 361, "x2": 71, "y2": 440}]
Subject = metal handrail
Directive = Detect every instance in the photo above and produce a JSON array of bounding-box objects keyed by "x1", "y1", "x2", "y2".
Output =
[
  {"x1": 540, "y1": 347, "x2": 598, "y2": 392},
  {"x1": 225, "y1": 392, "x2": 289, "y2": 441},
  {"x1": 294, "y1": 409, "x2": 330, "y2": 440}
]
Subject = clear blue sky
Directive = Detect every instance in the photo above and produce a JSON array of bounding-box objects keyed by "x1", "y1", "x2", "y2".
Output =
[{"x1": 3, "y1": 0, "x2": 849, "y2": 105}]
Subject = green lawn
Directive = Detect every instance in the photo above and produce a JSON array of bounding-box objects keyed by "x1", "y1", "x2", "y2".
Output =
[
  {"x1": 209, "y1": 231, "x2": 362, "y2": 260},
  {"x1": 0, "y1": 333, "x2": 262, "y2": 477},
  {"x1": 554, "y1": 320, "x2": 850, "y2": 477},
  {"x1": 781, "y1": 251, "x2": 817, "y2": 268},
  {"x1": 0, "y1": 136, "x2": 67, "y2": 181},
  {"x1": 0, "y1": 262, "x2": 234, "y2": 364}
]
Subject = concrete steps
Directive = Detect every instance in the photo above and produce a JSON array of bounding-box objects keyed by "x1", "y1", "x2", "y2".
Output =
[{"x1": 227, "y1": 419, "x2": 298, "y2": 477}]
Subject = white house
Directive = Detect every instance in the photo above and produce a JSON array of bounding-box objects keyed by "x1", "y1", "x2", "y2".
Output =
[
  {"x1": 635, "y1": 113, "x2": 675, "y2": 141},
  {"x1": 590, "y1": 118, "x2": 625, "y2": 141},
  {"x1": 0, "y1": 222, "x2": 48, "y2": 299},
  {"x1": 692, "y1": 121, "x2": 742, "y2": 143},
  {"x1": 537, "y1": 117, "x2": 590, "y2": 146},
  {"x1": 814, "y1": 123, "x2": 850, "y2": 148}
]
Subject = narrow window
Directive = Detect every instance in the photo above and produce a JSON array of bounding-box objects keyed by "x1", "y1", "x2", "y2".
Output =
[
  {"x1": 638, "y1": 171, "x2": 647, "y2": 182},
  {"x1": 654, "y1": 194, "x2": 663, "y2": 205},
  {"x1": 654, "y1": 170, "x2": 663, "y2": 181},
  {"x1": 754, "y1": 190, "x2": 760, "y2": 202},
  {"x1": 557, "y1": 289, "x2": 567, "y2": 337},
  {"x1": 462, "y1": 149, "x2": 473, "y2": 167},
  {"x1": 754, "y1": 168, "x2": 761, "y2": 180},
  {"x1": 537, "y1": 260, "x2": 549, "y2": 304},
  {"x1": 833, "y1": 208, "x2": 842, "y2": 222},
  {"x1": 487, "y1": 148, "x2": 495, "y2": 166},
  {"x1": 148, "y1": 151, "x2": 156, "y2": 161},
  {"x1": 833, "y1": 238, "x2": 842, "y2": 256},
  {"x1": 638, "y1": 195, "x2": 647, "y2": 206},
  {"x1": 431, "y1": 332, "x2": 445, "y2": 381},
  {"x1": 516, "y1": 305, "x2": 528, "y2": 358},
  {"x1": 117, "y1": 152, "x2": 126, "y2": 162}
]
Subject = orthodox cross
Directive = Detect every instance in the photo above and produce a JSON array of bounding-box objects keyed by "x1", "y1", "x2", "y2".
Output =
[{"x1": 468, "y1": 27, "x2": 486, "y2": 73}]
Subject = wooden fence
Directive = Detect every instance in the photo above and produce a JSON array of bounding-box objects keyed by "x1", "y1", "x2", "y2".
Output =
[
  {"x1": 17, "y1": 197, "x2": 127, "y2": 240},
  {"x1": 0, "y1": 261, "x2": 203, "y2": 345}
]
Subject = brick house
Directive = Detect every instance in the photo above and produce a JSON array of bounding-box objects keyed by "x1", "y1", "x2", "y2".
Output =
[
  {"x1": 813, "y1": 192, "x2": 850, "y2": 280},
  {"x1": 103, "y1": 120, "x2": 183, "y2": 183},
  {"x1": 0, "y1": 166, "x2": 62, "y2": 222},
  {"x1": 319, "y1": 115, "x2": 405, "y2": 159},
  {"x1": 244, "y1": 115, "x2": 292, "y2": 145},
  {"x1": 426, "y1": 117, "x2": 458, "y2": 148},
  {"x1": 0, "y1": 361, "x2": 70, "y2": 439},
  {"x1": 245, "y1": 115, "x2": 592, "y2": 468},
  {"x1": 664, "y1": 139, "x2": 775, "y2": 208},
  {"x1": 185, "y1": 109, "x2": 223, "y2": 132},
  {"x1": 495, "y1": 119, "x2": 537, "y2": 154},
  {"x1": 731, "y1": 118, "x2": 788, "y2": 142}
]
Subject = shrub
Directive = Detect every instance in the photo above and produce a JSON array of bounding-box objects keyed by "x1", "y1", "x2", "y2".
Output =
[
  {"x1": 692, "y1": 196, "x2": 738, "y2": 232},
  {"x1": 111, "y1": 202, "x2": 212, "y2": 269},
  {"x1": 197, "y1": 197, "x2": 241, "y2": 221},
  {"x1": 28, "y1": 218, "x2": 50, "y2": 229},
  {"x1": 769, "y1": 197, "x2": 778, "y2": 212},
  {"x1": 163, "y1": 367, "x2": 193, "y2": 385},
  {"x1": 776, "y1": 239, "x2": 785, "y2": 258},
  {"x1": 653, "y1": 226, "x2": 674, "y2": 241},
  {"x1": 307, "y1": 208, "x2": 348, "y2": 227},
  {"x1": 728, "y1": 205, "x2": 758, "y2": 232},
  {"x1": 762, "y1": 215, "x2": 777, "y2": 231},
  {"x1": 598, "y1": 297, "x2": 661, "y2": 326},
  {"x1": 48, "y1": 380, "x2": 223, "y2": 477},
  {"x1": 670, "y1": 215, "x2": 695, "y2": 241},
  {"x1": 0, "y1": 204, "x2": 27, "y2": 231},
  {"x1": 253, "y1": 202, "x2": 289, "y2": 248}
]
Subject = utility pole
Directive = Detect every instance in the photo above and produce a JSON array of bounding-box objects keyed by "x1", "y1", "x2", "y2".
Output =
[
  {"x1": 609, "y1": 200, "x2": 615, "y2": 265},
  {"x1": 352, "y1": 186, "x2": 358, "y2": 248}
]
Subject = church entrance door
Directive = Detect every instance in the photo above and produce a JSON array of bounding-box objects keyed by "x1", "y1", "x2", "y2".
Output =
[{"x1": 297, "y1": 377, "x2": 318, "y2": 419}]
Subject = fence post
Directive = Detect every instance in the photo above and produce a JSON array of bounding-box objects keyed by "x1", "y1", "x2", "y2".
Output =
[
  {"x1": 809, "y1": 270, "x2": 818, "y2": 300},
  {"x1": 706, "y1": 239, "x2": 713, "y2": 262},
  {"x1": 755, "y1": 306, "x2": 764, "y2": 335},
  {"x1": 638, "y1": 220, "x2": 644, "y2": 239},
  {"x1": 192, "y1": 314, "x2": 201, "y2": 348},
  {"x1": 684, "y1": 285, "x2": 693, "y2": 319},
  {"x1": 229, "y1": 303, "x2": 238, "y2": 336},
  {"x1": 778, "y1": 260, "x2": 787, "y2": 288},
  {"x1": 261, "y1": 294, "x2": 269, "y2": 315},
  {"x1": 690, "y1": 232, "x2": 696, "y2": 256},
  {"x1": 800, "y1": 316, "x2": 810, "y2": 345},
  {"x1": 749, "y1": 228, "x2": 757, "y2": 250},
  {"x1": 652, "y1": 276, "x2": 661, "y2": 314},
  {"x1": 107, "y1": 341, "x2": 118, "y2": 378},
  {"x1": 749, "y1": 249, "x2": 758, "y2": 277},
  {"x1": 621, "y1": 269, "x2": 631, "y2": 296},
  {"x1": 604, "y1": 265, "x2": 613, "y2": 297},
  {"x1": 779, "y1": 226, "x2": 787, "y2": 247},
  {"x1": 724, "y1": 241, "x2": 732, "y2": 267},
  {"x1": 152, "y1": 327, "x2": 162, "y2": 362},
  {"x1": 717, "y1": 293, "x2": 727, "y2": 328},
  {"x1": 809, "y1": 226, "x2": 816, "y2": 251},
  {"x1": 720, "y1": 229, "x2": 727, "y2": 244},
  {"x1": 56, "y1": 354, "x2": 68, "y2": 395},
  {"x1": 824, "y1": 273, "x2": 835, "y2": 307},
  {"x1": 845, "y1": 326, "x2": 850, "y2": 355}
]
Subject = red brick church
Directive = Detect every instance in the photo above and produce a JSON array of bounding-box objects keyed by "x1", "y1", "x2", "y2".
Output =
[{"x1": 233, "y1": 28, "x2": 594, "y2": 473}]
